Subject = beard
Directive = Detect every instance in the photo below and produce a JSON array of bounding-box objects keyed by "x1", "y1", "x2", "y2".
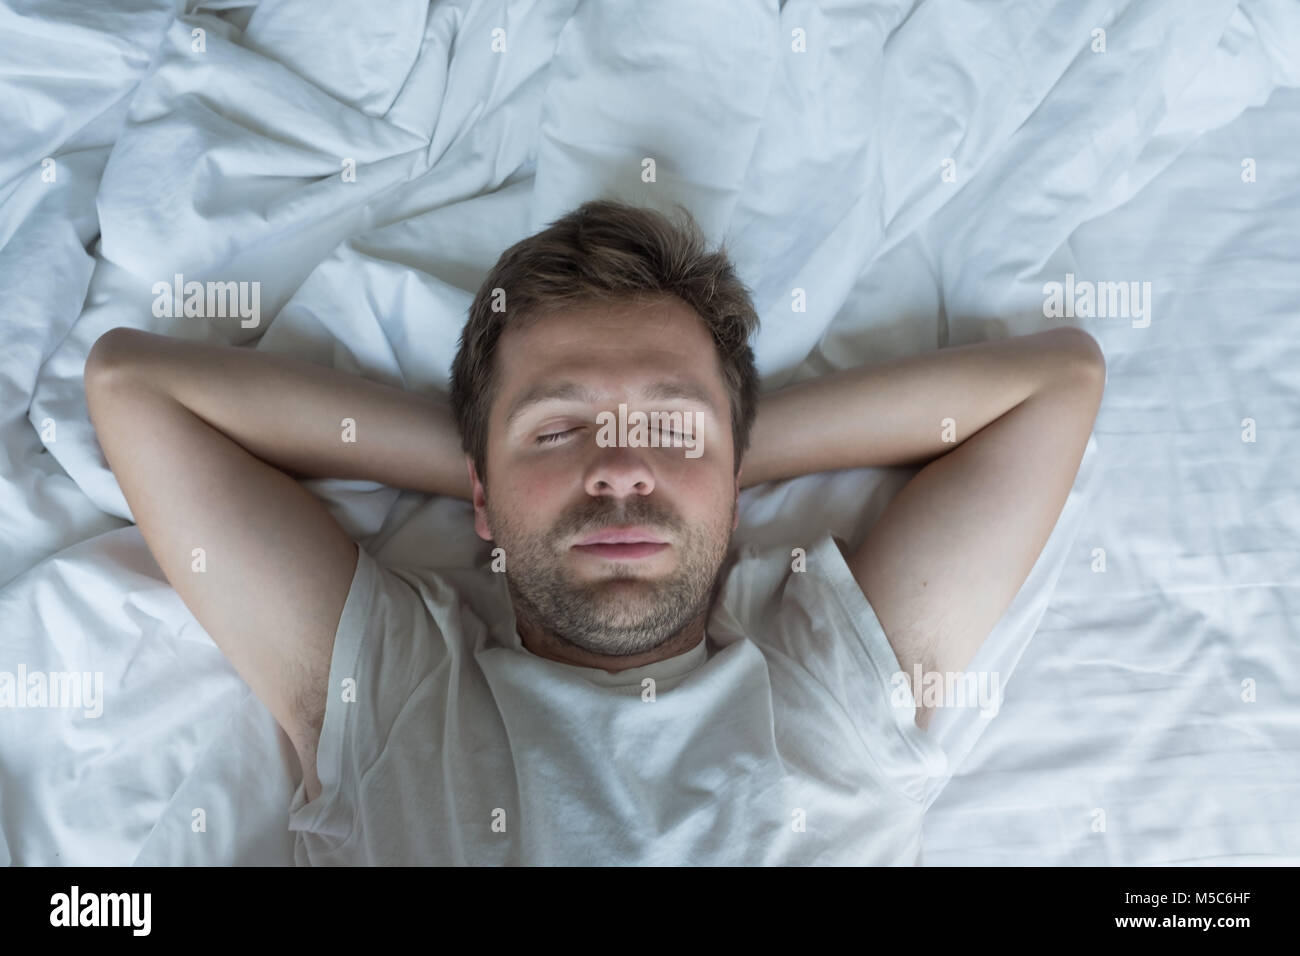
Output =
[{"x1": 485, "y1": 491, "x2": 735, "y2": 658}]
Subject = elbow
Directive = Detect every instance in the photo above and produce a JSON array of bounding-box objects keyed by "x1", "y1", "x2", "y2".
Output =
[
  {"x1": 85, "y1": 327, "x2": 149, "y2": 395},
  {"x1": 1049, "y1": 325, "x2": 1107, "y2": 396},
  {"x1": 85, "y1": 328, "x2": 159, "y2": 419}
]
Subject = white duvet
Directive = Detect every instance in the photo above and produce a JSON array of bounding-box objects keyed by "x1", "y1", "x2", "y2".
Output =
[{"x1": 1, "y1": 0, "x2": 1297, "y2": 865}]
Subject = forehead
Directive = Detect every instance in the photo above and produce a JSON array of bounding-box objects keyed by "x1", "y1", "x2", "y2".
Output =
[{"x1": 493, "y1": 296, "x2": 725, "y2": 414}]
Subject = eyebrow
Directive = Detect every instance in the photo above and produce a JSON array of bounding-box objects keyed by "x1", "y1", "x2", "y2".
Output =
[{"x1": 504, "y1": 380, "x2": 719, "y2": 430}]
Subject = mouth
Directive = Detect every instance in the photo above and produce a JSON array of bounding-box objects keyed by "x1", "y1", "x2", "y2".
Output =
[
  {"x1": 571, "y1": 525, "x2": 669, "y2": 561},
  {"x1": 571, "y1": 542, "x2": 669, "y2": 561}
]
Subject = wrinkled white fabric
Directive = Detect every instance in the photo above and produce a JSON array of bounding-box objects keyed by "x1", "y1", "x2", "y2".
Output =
[{"x1": 3, "y1": 0, "x2": 1297, "y2": 864}]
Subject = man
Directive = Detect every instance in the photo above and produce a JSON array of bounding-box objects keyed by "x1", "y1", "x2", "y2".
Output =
[{"x1": 84, "y1": 199, "x2": 1104, "y2": 865}]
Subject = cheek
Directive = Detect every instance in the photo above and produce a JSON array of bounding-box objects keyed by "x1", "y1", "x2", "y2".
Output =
[
  {"x1": 490, "y1": 464, "x2": 566, "y2": 529},
  {"x1": 669, "y1": 461, "x2": 735, "y2": 520}
]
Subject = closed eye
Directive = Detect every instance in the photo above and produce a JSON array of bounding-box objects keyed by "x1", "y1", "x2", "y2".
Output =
[
  {"x1": 535, "y1": 424, "x2": 690, "y2": 446},
  {"x1": 536, "y1": 428, "x2": 577, "y2": 445}
]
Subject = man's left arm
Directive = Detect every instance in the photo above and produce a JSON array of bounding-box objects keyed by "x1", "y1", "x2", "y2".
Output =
[{"x1": 740, "y1": 326, "x2": 1105, "y2": 729}]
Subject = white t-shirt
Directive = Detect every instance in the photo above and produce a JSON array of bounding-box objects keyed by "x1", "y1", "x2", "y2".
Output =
[{"x1": 288, "y1": 531, "x2": 950, "y2": 864}]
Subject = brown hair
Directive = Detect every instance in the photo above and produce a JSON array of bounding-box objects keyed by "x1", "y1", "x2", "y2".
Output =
[{"x1": 449, "y1": 198, "x2": 760, "y2": 484}]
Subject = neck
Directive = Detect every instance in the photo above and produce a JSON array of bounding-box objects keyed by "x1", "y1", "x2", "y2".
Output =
[{"x1": 516, "y1": 605, "x2": 708, "y2": 672}]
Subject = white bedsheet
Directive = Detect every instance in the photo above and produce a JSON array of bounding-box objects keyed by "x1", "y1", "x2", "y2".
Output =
[{"x1": 1, "y1": 0, "x2": 1296, "y2": 865}]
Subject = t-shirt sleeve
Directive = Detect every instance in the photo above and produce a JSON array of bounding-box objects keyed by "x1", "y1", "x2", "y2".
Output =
[
  {"x1": 287, "y1": 542, "x2": 449, "y2": 847},
  {"x1": 738, "y1": 531, "x2": 952, "y2": 809}
]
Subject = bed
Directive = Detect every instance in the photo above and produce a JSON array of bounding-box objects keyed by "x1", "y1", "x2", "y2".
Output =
[{"x1": 2, "y1": 0, "x2": 1296, "y2": 865}]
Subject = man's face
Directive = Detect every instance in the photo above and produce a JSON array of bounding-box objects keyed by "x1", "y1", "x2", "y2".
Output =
[{"x1": 468, "y1": 296, "x2": 742, "y2": 659}]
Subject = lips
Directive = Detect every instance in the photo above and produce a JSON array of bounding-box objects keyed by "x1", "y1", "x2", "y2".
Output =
[
  {"x1": 573, "y1": 526, "x2": 667, "y2": 547},
  {"x1": 572, "y1": 541, "x2": 669, "y2": 560},
  {"x1": 571, "y1": 525, "x2": 669, "y2": 561}
]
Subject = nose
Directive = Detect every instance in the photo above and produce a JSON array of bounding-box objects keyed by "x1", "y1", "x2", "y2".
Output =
[{"x1": 584, "y1": 443, "x2": 656, "y2": 498}]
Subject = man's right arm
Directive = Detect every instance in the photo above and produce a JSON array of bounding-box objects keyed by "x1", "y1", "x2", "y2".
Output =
[{"x1": 83, "y1": 327, "x2": 470, "y2": 801}]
